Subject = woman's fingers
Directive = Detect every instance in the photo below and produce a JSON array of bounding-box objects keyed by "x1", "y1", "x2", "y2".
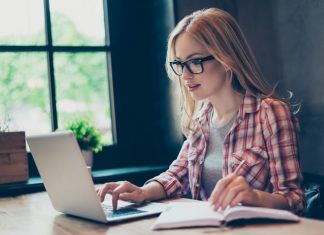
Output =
[
  {"x1": 97, "y1": 182, "x2": 120, "y2": 202},
  {"x1": 209, "y1": 175, "x2": 251, "y2": 211},
  {"x1": 209, "y1": 173, "x2": 236, "y2": 207},
  {"x1": 230, "y1": 190, "x2": 249, "y2": 207},
  {"x1": 111, "y1": 181, "x2": 139, "y2": 211},
  {"x1": 231, "y1": 187, "x2": 259, "y2": 207},
  {"x1": 97, "y1": 181, "x2": 144, "y2": 211},
  {"x1": 119, "y1": 191, "x2": 142, "y2": 203},
  {"x1": 219, "y1": 183, "x2": 245, "y2": 209}
]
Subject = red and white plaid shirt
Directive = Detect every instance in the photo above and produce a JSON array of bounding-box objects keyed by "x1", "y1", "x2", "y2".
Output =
[{"x1": 148, "y1": 94, "x2": 305, "y2": 214}]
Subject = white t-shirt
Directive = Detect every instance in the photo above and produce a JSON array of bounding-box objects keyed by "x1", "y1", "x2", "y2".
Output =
[{"x1": 201, "y1": 112, "x2": 237, "y2": 197}]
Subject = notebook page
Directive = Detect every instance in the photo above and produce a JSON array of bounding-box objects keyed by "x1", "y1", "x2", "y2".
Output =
[
  {"x1": 152, "y1": 201, "x2": 224, "y2": 230},
  {"x1": 223, "y1": 205, "x2": 299, "y2": 222}
]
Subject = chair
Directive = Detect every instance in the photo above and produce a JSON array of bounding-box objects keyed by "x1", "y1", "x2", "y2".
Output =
[{"x1": 304, "y1": 184, "x2": 324, "y2": 220}]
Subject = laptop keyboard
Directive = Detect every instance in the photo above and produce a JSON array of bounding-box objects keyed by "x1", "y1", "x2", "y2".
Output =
[{"x1": 102, "y1": 204, "x2": 146, "y2": 218}]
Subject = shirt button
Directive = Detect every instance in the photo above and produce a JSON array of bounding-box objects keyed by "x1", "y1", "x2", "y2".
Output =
[{"x1": 196, "y1": 183, "x2": 200, "y2": 188}]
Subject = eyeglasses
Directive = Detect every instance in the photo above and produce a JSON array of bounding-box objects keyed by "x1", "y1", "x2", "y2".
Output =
[{"x1": 169, "y1": 55, "x2": 215, "y2": 76}]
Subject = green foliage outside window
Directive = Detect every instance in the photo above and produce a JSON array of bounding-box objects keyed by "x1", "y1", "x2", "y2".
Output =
[{"x1": 0, "y1": 11, "x2": 112, "y2": 145}]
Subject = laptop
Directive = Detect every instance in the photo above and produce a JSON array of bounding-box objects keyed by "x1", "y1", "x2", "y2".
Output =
[{"x1": 26, "y1": 131, "x2": 166, "y2": 223}]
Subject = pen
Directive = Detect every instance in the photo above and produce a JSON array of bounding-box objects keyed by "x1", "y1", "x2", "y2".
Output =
[
  {"x1": 209, "y1": 160, "x2": 246, "y2": 211},
  {"x1": 233, "y1": 160, "x2": 245, "y2": 175}
]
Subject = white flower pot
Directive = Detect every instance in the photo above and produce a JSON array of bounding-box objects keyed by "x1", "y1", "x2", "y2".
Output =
[{"x1": 81, "y1": 150, "x2": 93, "y2": 168}]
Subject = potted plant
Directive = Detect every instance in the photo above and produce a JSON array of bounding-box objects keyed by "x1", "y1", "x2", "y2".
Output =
[
  {"x1": 0, "y1": 116, "x2": 29, "y2": 184},
  {"x1": 66, "y1": 117, "x2": 103, "y2": 168}
]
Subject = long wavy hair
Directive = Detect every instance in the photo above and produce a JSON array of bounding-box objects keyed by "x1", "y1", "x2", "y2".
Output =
[{"x1": 166, "y1": 8, "x2": 277, "y2": 136}]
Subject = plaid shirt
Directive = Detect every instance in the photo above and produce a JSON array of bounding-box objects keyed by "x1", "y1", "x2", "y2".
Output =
[{"x1": 148, "y1": 94, "x2": 305, "y2": 214}]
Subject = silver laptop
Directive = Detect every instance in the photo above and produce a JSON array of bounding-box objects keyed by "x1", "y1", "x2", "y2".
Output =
[{"x1": 27, "y1": 131, "x2": 166, "y2": 223}]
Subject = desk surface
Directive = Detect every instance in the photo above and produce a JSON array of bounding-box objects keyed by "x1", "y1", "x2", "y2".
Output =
[{"x1": 1, "y1": 192, "x2": 324, "y2": 235}]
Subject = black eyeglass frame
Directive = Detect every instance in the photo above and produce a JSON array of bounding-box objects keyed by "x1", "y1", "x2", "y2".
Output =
[{"x1": 169, "y1": 55, "x2": 215, "y2": 76}]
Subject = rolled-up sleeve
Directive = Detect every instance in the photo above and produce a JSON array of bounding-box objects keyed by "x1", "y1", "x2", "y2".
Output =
[
  {"x1": 262, "y1": 99, "x2": 306, "y2": 214},
  {"x1": 145, "y1": 140, "x2": 190, "y2": 198}
]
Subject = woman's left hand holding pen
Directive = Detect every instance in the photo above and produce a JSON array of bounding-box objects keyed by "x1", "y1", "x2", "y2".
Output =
[{"x1": 208, "y1": 160, "x2": 260, "y2": 211}]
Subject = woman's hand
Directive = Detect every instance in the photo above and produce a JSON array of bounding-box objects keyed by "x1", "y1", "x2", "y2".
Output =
[
  {"x1": 208, "y1": 173, "x2": 259, "y2": 211},
  {"x1": 97, "y1": 181, "x2": 146, "y2": 211}
]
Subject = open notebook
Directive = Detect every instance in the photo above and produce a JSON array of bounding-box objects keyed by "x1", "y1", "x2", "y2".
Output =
[{"x1": 152, "y1": 201, "x2": 299, "y2": 230}]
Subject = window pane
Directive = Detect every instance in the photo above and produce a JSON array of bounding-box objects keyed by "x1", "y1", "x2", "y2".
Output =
[
  {"x1": 0, "y1": 53, "x2": 51, "y2": 134},
  {"x1": 0, "y1": 0, "x2": 45, "y2": 45},
  {"x1": 54, "y1": 52, "x2": 113, "y2": 145},
  {"x1": 50, "y1": 0, "x2": 106, "y2": 46}
]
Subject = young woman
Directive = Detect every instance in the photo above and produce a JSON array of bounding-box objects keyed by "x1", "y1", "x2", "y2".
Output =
[{"x1": 97, "y1": 8, "x2": 305, "y2": 214}]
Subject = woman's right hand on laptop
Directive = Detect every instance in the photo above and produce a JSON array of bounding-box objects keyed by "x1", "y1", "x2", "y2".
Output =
[{"x1": 97, "y1": 181, "x2": 146, "y2": 211}]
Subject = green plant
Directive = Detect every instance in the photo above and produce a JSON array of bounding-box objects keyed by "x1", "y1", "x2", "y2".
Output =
[{"x1": 66, "y1": 118, "x2": 103, "y2": 153}]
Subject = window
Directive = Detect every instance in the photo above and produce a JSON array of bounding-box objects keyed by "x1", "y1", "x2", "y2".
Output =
[
  {"x1": 0, "y1": 0, "x2": 180, "y2": 174},
  {"x1": 0, "y1": 0, "x2": 114, "y2": 145}
]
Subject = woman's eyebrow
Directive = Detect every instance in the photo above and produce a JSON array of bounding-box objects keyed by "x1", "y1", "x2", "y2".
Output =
[{"x1": 175, "y1": 52, "x2": 204, "y2": 61}]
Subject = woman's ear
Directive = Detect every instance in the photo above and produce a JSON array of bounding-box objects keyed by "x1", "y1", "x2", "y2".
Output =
[
  {"x1": 222, "y1": 63, "x2": 230, "y2": 71},
  {"x1": 220, "y1": 63, "x2": 232, "y2": 79},
  {"x1": 225, "y1": 69, "x2": 233, "y2": 83},
  {"x1": 223, "y1": 66, "x2": 232, "y2": 77}
]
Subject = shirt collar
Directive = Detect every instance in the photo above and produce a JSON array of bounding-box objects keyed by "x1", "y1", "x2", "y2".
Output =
[
  {"x1": 196, "y1": 93, "x2": 261, "y2": 125},
  {"x1": 239, "y1": 93, "x2": 261, "y2": 116}
]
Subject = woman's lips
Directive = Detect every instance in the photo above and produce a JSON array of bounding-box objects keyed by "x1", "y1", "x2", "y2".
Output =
[{"x1": 187, "y1": 84, "x2": 201, "y2": 91}]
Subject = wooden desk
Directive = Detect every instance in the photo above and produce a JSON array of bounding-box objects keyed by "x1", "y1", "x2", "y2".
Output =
[{"x1": 1, "y1": 192, "x2": 324, "y2": 235}]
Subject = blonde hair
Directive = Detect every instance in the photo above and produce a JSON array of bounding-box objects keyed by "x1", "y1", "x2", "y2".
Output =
[{"x1": 166, "y1": 8, "x2": 275, "y2": 136}]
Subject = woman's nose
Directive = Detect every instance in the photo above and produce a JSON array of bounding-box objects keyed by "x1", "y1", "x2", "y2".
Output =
[{"x1": 180, "y1": 66, "x2": 193, "y2": 80}]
